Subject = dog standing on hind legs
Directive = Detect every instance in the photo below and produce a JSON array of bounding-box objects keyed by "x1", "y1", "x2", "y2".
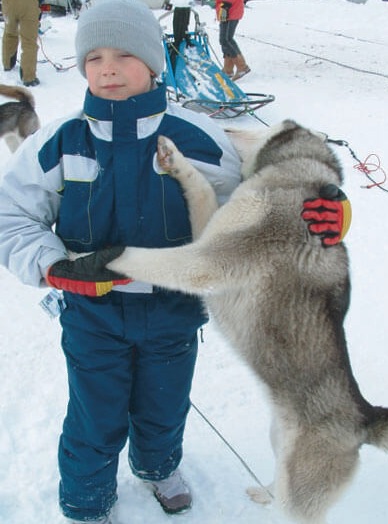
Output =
[
  {"x1": 0, "y1": 84, "x2": 40, "y2": 152},
  {"x1": 104, "y1": 120, "x2": 388, "y2": 523}
]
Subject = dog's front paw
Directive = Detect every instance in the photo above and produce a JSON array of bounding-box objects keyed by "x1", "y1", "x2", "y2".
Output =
[
  {"x1": 157, "y1": 135, "x2": 178, "y2": 172},
  {"x1": 157, "y1": 135, "x2": 188, "y2": 178},
  {"x1": 246, "y1": 485, "x2": 274, "y2": 505}
]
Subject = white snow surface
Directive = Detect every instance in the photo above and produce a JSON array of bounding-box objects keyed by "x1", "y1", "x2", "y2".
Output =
[{"x1": 0, "y1": 1, "x2": 388, "y2": 523}]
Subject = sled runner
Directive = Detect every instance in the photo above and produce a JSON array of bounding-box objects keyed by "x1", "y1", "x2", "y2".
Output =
[{"x1": 159, "y1": 7, "x2": 275, "y2": 119}]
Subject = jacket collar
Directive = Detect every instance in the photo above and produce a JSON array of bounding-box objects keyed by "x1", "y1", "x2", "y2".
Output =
[{"x1": 83, "y1": 83, "x2": 167, "y2": 141}]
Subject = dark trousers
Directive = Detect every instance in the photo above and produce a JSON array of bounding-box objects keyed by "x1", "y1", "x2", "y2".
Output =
[{"x1": 219, "y1": 20, "x2": 241, "y2": 57}]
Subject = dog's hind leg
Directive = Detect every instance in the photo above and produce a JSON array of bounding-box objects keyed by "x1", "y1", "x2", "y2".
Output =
[
  {"x1": 277, "y1": 431, "x2": 360, "y2": 524},
  {"x1": 157, "y1": 135, "x2": 218, "y2": 239},
  {"x1": 247, "y1": 410, "x2": 279, "y2": 505}
]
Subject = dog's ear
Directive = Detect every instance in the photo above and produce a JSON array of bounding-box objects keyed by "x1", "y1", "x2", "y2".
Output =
[{"x1": 311, "y1": 130, "x2": 328, "y2": 142}]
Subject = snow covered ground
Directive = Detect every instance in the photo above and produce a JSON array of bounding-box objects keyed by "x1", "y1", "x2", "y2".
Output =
[{"x1": 0, "y1": 1, "x2": 388, "y2": 523}]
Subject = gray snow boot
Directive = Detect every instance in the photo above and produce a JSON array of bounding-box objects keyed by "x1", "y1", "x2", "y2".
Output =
[{"x1": 150, "y1": 469, "x2": 192, "y2": 514}]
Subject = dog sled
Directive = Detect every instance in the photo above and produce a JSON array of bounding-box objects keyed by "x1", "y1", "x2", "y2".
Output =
[{"x1": 159, "y1": 7, "x2": 275, "y2": 119}]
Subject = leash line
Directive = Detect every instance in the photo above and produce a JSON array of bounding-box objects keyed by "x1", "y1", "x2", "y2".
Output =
[
  {"x1": 327, "y1": 138, "x2": 388, "y2": 193},
  {"x1": 283, "y1": 22, "x2": 388, "y2": 48},
  {"x1": 191, "y1": 401, "x2": 274, "y2": 498},
  {"x1": 237, "y1": 34, "x2": 388, "y2": 80},
  {"x1": 38, "y1": 35, "x2": 77, "y2": 72}
]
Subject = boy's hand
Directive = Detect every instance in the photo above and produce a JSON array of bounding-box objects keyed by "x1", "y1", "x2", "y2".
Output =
[
  {"x1": 302, "y1": 184, "x2": 352, "y2": 246},
  {"x1": 46, "y1": 246, "x2": 132, "y2": 296}
]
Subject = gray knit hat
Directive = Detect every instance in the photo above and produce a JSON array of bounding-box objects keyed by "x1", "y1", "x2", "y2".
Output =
[{"x1": 75, "y1": 0, "x2": 165, "y2": 78}]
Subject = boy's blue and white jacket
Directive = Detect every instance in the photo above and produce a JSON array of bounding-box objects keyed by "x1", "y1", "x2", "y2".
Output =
[{"x1": 0, "y1": 84, "x2": 241, "y2": 289}]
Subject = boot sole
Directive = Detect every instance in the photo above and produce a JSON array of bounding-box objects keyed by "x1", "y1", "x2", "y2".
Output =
[
  {"x1": 153, "y1": 492, "x2": 192, "y2": 514},
  {"x1": 232, "y1": 68, "x2": 251, "y2": 81}
]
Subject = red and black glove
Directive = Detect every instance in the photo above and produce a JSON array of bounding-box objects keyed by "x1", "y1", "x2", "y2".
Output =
[
  {"x1": 46, "y1": 246, "x2": 132, "y2": 297},
  {"x1": 302, "y1": 184, "x2": 352, "y2": 246}
]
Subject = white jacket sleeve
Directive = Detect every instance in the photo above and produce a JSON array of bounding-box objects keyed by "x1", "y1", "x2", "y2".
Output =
[{"x1": 0, "y1": 125, "x2": 68, "y2": 287}]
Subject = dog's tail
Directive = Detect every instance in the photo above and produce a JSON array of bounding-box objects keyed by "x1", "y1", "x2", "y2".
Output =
[
  {"x1": 366, "y1": 406, "x2": 388, "y2": 451},
  {"x1": 0, "y1": 84, "x2": 35, "y2": 108}
]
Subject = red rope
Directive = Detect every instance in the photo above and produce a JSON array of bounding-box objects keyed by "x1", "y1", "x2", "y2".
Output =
[{"x1": 353, "y1": 153, "x2": 387, "y2": 190}]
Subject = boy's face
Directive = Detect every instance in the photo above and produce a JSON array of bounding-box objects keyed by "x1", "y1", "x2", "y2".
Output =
[{"x1": 85, "y1": 48, "x2": 154, "y2": 100}]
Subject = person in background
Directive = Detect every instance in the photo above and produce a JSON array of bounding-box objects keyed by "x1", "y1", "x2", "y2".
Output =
[
  {"x1": 0, "y1": 1, "x2": 350, "y2": 522},
  {"x1": 2, "y1": 0, "x2": 41, "y2": 86},
  {"x1": 216, "y1": 0, "x2": 251, "y2": 81}
]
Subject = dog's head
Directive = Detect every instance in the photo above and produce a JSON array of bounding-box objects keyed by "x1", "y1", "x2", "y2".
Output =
[{"x1": 225, "y1": 120, "x2": 343, "y2": 185}]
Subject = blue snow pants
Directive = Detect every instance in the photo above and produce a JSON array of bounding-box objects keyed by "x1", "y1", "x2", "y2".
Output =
[{"x1": 58, "y1": 289, "x2": 205, "y2": 521}]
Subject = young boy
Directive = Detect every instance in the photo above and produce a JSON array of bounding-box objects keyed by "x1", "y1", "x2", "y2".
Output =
[
  {"x1": 0, "y1": 1, "x2": 241, "y2": 522},
  {"x1": 0, "y1": 1, "x2": 349, "y2": 523}
]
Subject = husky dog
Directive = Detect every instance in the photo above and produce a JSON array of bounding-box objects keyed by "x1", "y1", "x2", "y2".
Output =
[
  {"x1": 0, "y1": 84, "x2": 40, "y2": 152},
  {"x1": 106, "y1": 120, "x2": 388, "y2": 523}
]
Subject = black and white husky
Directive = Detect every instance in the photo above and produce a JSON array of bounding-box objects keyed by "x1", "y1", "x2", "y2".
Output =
[
  {"x1": 0, "y1": 84, "x2": 40, "y2": 152},
  {"x1": 106, "y1": 120, "x2": 388, "y2": 523}
]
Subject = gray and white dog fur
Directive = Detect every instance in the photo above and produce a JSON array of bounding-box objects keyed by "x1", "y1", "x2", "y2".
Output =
[
  {"x1": 0, "y1": 84, "x2": 40, "y2": 152},
  {"x1": 107, "y1": 120, "x2": 388, "y2": 523}
]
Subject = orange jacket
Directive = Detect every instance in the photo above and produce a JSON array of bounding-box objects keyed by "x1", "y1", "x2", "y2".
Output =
[{"x1": 215, "y1": 0, "x2": 244, "y2": 21}]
